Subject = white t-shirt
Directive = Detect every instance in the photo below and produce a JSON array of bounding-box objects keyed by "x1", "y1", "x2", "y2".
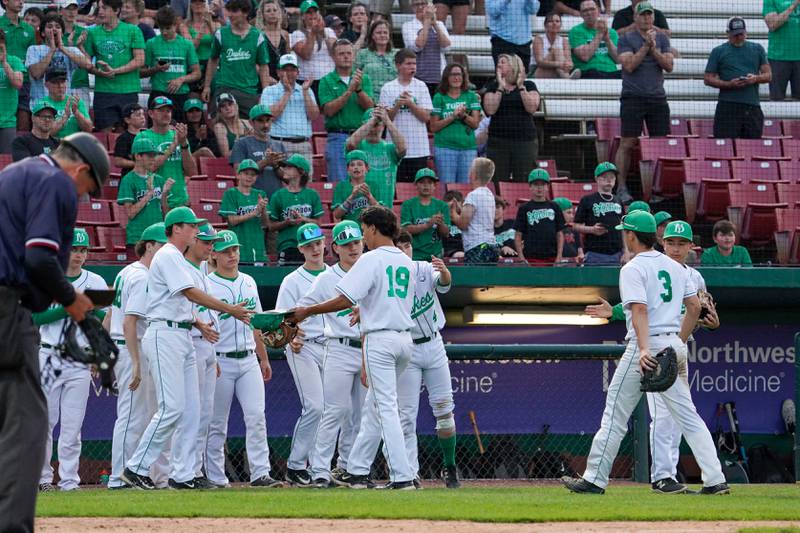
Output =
[
  {"x1": 409, "y1": 260, "x2": 449, "y2": 340},
  {"x1": 379, "y1": 77, "x2": 433, "y2": 158},
  {"x1": 300, "y1": 262, "x2": 361, "y2": 340},
  {"x1": 110, "y1": 261, "x2": 149, "y2": 341},
  {"x1": 336, "y1": 246, "x2": 415, "y2": 334},
  {"x1": 145, "y1": 242, "x2": 197, "y2": 323},
  {"x1": 276, "y1": 265, "x2": 329, "y2": 341},
  {"x1": 462, "y1": 186, "x2": 496, "y2": 252},
  {"x1": 205, "y1": 271, "x2": 262, "y2": 353},
  {"x1": 289, "y1": 28, "x2": 336, "y2": 81},
  {"x1": 40, "y1": 269, "x2": 108, "y2": 348},
  {"x1": 620, "y1": 250, "x2": 697, "y2": 341},
  {"x1": 187, "y1": 260, "x2": 218, "y2": 338}
]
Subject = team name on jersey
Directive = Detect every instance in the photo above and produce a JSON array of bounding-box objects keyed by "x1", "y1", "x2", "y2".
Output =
[
  {"x1": 218, "y1": 295, "x2": 257, "y2": 319},
  {"x1": 281, "y1": 203, "x2": 313, "y2": 219},
  {"x1": 346, "y1": 195, "x2": 370, "y2": 212},
  {"x1": 157, "y1": 140, "x2": 182, "y2": 162},
  {"x1": 225, "y1": 48, "x2": 252, "y2": 62},
  {"x1": 411, "y1": 291, "x2": 436, "y2": 319},
  {"x1": 135, "y1": 186, "x2": 163, "y2": 201},
  {"x1": 157, "y1": 57, "x2": 186, "y2": 74},
  {"x1": 592, "y1": 201, "x2": 622, "y2": 217},
  {"x1": 366, "y1": 151, "x2": 391, "y2": 169},
  {"x1": 527, "y1": 208, "x2": 555, "y2": 225},
  {"x1": 495, "y1": 228, "x2": 514, "y2": 245},
  {"x1": 97, "y1": 38, "x2": 128, "y2": 59},
  {"x1": 236, "y1": 204, "x2": 258, "y2": 215}
]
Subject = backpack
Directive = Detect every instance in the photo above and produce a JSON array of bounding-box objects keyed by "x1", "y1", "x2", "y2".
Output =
[{"x1": 747, "y1": 444, "x2": 794, "y2": 483}]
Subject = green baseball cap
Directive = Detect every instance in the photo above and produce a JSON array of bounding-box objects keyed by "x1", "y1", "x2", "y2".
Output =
[
  {"x1": 283, "y1": 153, "x2": 311, "y2": 175},
  {"x1": 72, "y1": 228, "x2": 90, "y2": 247},
  {"x1": 414, "y1": 168, "x2": 438, "y2": 182},
  {"x1": 237, "y1": 159, "x2": 259, "y2": 173},
  {"x1": 278, "y1": 53, "x2": 299, "y2": 69},
  {"x1": 300, "y1": 0, "x2": 319, "y2": 12},
  {"x1": 553, "y1": 197, "x2": 573, "y2": 212},
  {"x1": 594, "y1": 161, "x2": 619, "y2": 178},
  {"x1": 654, "y1": 211, "x2": 673, "y2": 226},
  {"x1": 150, "y1": 95, "x2": 173, "y2": 109},
  {"x1": 636, "y1": 1, "x2": 655, "y2": 14},
  {"x1": 628, "y1": 200, "x2": 651, "y2": 213},
  {"x1": 528, "y1": 168, "x2": 550, "y2": 183},
  {"x1": 346, "y1": 150, "x2": 369, "y2": 165},
  {"x1": 31, "y1": 100, "x2": 57, "y2": 116},
  {"x1": 213, "y1": 229, "x2": 240, "y2": 251},
  {"x1": 183, "y1": 98, "x2": 204, "y2": 112},
  {"x1": 615, "y1": 210, "x2": 656, "y2": 233},
  {"x1": 297, "y1": 223, "x2": 324, "y2": 247},
  {"x1": 140, "y1": 222, "x2": 167, "y2": 243},
  {"x1": 164, "y1": 206, "x2": 206, "y2": 228},
  {"x1": 197, "y1": 223, "x2": 221, "y2": 241},
  {"x1": 249, "y1": 104, "x2": 272, "y2": 120},
  {"x1": 663, "y1": 220, "x2": 693, "y2": 241},
  {"x1": 131, "y1": 136, "x2": 158, "y2": 155},
  {"x1": 332, "y1": 220, "x2": 363, "y2": 245}
]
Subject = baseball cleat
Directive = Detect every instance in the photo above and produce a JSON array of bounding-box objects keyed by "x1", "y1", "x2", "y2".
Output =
[
  {"x1": 192, "y1": 476, "x2": 216, "y2": 490},
  {"x1": 561, "y1": 476, "x2": 605, "y2": 494},
  {"x1": 331, "y1": 471, "x2": 373, "y2": 489},
  {"x1": 330, "y1": 467, "x2": 346, "y2": 478},
  {"x1": 286, "y1": 468, "x2": 313, "y2": 487},
  {"x1": 699, "y1": 483, "x2": 731, "y2": 495},
  {"x1": 121, "y1": 468, "x2": 156, "y2": 490},
  {"x1": 250, "y1": 475, "x2": 284, "y2": 488},
  {"x1": 107, "y1": 484, "x2": 132, "y2": 490},
  {"x1": 168, "y1": 478, "x2": 196, "y2": 490},
  {"x1": 384, "y1": 480, "x2": 417, "y2": 490},
  {"x1": 312, "y1": 477, "x2": 334, "y2": 489},
  {"x1": 38, "y1": 483, "x2": 55, "y2": 493},
  {"x1": 413, "y1": 476, "x2": 424, "y2": 490},
  {"x1": 442, "y1": 466, "x2": 461, "y2": 489},
  {"x1": 652, "y1": 478, "x2": 689, "y2": 494}
]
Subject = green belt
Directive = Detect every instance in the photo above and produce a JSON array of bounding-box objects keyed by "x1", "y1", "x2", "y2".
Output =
[
  {"x1": 113, "y1": 339, "x2": 126, "y2": 346},
  {"x1": 166, "y1": 320, "x2": 193, "y2": 330},
  {"x1": 41, "y1": 342, "x2": 55, "y2": 349},
  {"x1": 216, "y1": 350, "x2": 251, "y2": 359},
  {"x1": 413, "y1": 332, "x2": 439, "y2": 345},
  {"x1": 337, "y1": 337, "x2": 362, "y2": 349}
]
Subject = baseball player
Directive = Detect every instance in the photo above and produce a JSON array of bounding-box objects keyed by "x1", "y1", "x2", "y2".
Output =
[
  {"x1": 205, "y1": 230, "x2": 282, "y2": 488},
  {"x1": 293, "y1": 206, "x2": 417, "y2": 490},
  {"x1": 393, "y1": 230, "x2": 460, "y2": 489},
  {"x1": 184, "y1": 223, "x2": 223, "y2": 489},
  {"x1": 108, "y1": 223, "x2": 168, "y2": 490},
  {"x1": 275, "y1": 222, "x2": 330, "y2": 486},
  {"x1": 36, "y1": 228, "x2": 109, "y2": 492},
  {"x1": 302, "y1": 220, "x2": 367, "y2": 488},
  {"x1": 585, "y1": 220, "x2": 720, "y2": 494},
  {"x1": 562, "y1": 211, "x2": 729, "y2": 495},
  {"x1": 122, "y1": 207, "x2": 253, "y2": 490}
]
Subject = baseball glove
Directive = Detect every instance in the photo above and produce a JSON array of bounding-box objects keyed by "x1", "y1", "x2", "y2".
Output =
[
  {"x1": 640, "y1": 346, "x2": 678, "y2": 393},
  {"x1": 60, "y1": 314, "x2": 119, "y2": 389},
  {"x1": 697, "y1": 289, "x2": 716, "y2": 321},
  {"x1": 260, "y1": 320, "x2": 299, "y2": 349}
]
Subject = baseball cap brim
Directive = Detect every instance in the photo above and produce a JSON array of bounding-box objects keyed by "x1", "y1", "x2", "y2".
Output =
[{"x1": 213, "y1": 239, "x2": 239, "y2": 251}]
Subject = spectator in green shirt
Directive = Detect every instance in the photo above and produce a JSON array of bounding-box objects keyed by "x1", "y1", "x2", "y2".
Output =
[
  {"x1": 400, "y1": 167, "x2": 451, "y2": 261},
  {"x1": 0, "y1": 30, "x2": 26, "y2": 154},
  {"x1": 700, "y1": 219, "x2": 753, "y2": 266},
  {"x1": 43, "y1": 70, "x2": 93, "y2": 138},
  {"x1": 332, "y1": 149, "x2": 380, "y2": 223},
  {"x1": 219, "y1": 159, "x2": 269, "y2": 263},
  {"x1": 763, "y1": 0, "x2": 800, "y2": 101},
  {"x1": 0, "y1": 0, "x2": 36, "y2": 132},
  {"x1": 568, "y1": 0, "x2": 620, "y2": 79},
  {"x1": 58, "y1": 0, "x2": 91, "y2": 105},
  {"x1": 141, "y1": 6, "x2": 200, "y2": 122}
]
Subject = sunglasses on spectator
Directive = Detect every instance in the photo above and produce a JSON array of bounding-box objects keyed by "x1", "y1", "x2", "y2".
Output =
[{"x1": 300, "y1": 226, "x2": 324, "y2": 241}]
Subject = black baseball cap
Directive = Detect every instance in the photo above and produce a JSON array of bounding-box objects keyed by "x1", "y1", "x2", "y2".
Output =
[
  {"x1": 122, "y1": 103, "x2": 144, "y2": 117},
  {"x1": 727, "y1": 17, "x2": 746, "y2": 36},
  {"x1": 45, "y1": 69, "x2": 67, "y2": 82}
]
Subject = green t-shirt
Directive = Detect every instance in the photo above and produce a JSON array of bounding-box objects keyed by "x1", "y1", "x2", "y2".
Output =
[
  {"x1": 145, "y1": 34, "x2": 199, "y2": 95},
  {"x1": 400, "y1": 196, "x2": 451, "y2": 261},
  {"x1": 210, "y1": 25, "x2": 269, "y2": 94},
  {"x1": 700, "y1": 245, "x2": 753, "y2": 266},
  {"x1": 135, "y1": 129, "x2": 191, "y2": 208},
  {"x1": 0, "y1": 56, "x2": 25, "y2": 129},
  {"x1": 85, "y1": 21, "x2": 145, "y2": 94},
  {"x1": 705, "y1": 41, "x2": 768, "y2": 107},
  {"x1": 64, "y1": 25, "x2": 89, "y2": 88},
  {"x1": 45, "y1": 95, "x2": 90, "y2": 138},
  {"x1": 117, "y1": 171, "x2": 167, "y2": 244},
  {"x1": 763, "y1": 0, "x2": 800, "y2": 61},
  {"x1": 332, "y1": 179, "x2": 372, "y2": 222},
  {"x1": 268, "y1": 187, "x2": 324, "y2": 251},
  {"x1": 0, "y1": 15, "x2": 35, "y2": 82},
  {"x1": 189, "y1": 27, "x2": 215, "y2": 62},
  {"x1": 357, "y1": 139, "x2": 399, "y2": 208},
  {"x1": 219, "y1": 187, "x2": 268, "y2": 262},
  {"x1": 431, "y1": 90, "x2": 481, "y2": 150},
  {"x1": 318, "y1": 70, "x2": 374, "y2": 131},
  {"x1": 568, "y1": 23, "x2": 620, "y2": 73},
  {"x1": 355, "y1": 48, "x2": 397, "y2": 100}
]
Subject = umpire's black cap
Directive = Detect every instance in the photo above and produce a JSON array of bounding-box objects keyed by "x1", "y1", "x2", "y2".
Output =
[{"x1": 60, "y1": 132, "x2": 111, "y2": 197}]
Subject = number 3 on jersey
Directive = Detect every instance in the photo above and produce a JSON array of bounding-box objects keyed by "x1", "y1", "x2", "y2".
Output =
[
  {"x1": 657, "y1": 270, "x2": 672, "y2": 302},
  {"x1": 386, "y1": 265, "x2": 410, "y2": 298}
]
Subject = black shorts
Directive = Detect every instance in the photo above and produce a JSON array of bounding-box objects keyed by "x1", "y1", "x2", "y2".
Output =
[
  {"x1": 435, "y1": 0, "x2": 470, "y2": 7},
  {"x1": 93, "y1": 92, "x2": 140, "y2": 130},
  {"x1": 582, "y1": 70, "x2": 622, "y2": 80},
  {"x1": 713, "y1": 100, "x2": 764, "y2": 140},
  {"x1": 18, "y1": 81, "x2": 30, "y2": 111},
  {"x1": 619, "y1": 96, "x2": 670, "y2": 138}
]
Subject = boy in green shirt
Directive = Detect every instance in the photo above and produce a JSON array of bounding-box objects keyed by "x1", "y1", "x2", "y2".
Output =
[
  {"x1": 117, "y1": 136, "x2": 173, "y2": 246},
  {"x1": 0, "y1": 30, "x2": 26, "y2": 153},
  {"x1": 219, "y1": 159, "x2": 269, "y2": 263},
  {"x1": 700, "y1": 219, "x2": 753, "y2": 266},
  {"x1": 400, "y1": 168, "x2": 451, "y2": 261},
  {"x1": 268, "y1": 154, "x2": 324, "y2": 264},
  {"x1": 332, "y1": 149, "x2": 379, "y2": 223},
  {"x1": 43, "y1": 70, "x2": 92, "y2": 138}
]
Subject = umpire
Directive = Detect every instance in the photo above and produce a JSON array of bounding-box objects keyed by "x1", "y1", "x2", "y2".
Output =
[{"x1": 0, "y1": 133, "x2": 110, "y2": 532}]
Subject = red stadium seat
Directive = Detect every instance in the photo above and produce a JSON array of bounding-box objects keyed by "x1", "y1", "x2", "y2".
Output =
[
  {"x1": 687, "y1": 138, "x2": 736, "y2": 160},
  {"x1": 196, "y1": 200, "x2": 224, "y2": 225},
  {"x1": 594, "y1": 117, "x2": 620, "y2": 162},
  {"x1": 639, "y1": 137, "x2": 688, "y2": 200},
  {"x1": 88, "y1": 251, "x2": 130, "y2": 263},
  {"x1": 392, "y1": 203, "x2": 402, "y2": 220},
  {"x1": 731, "y1": 160, "x2": 781, "y2": 183},
  {"x1": 312, "y1": 133, "x2": 327, "y2": 156},
  {"x1": 0, "y1": 154, "x2": 11, "y2": 171},
  {"x1": 781, "y1": 139, "x2": 800, "y2": 162},
  {"x1": 101, "y1": 173, "x2": 122, "y2": 200},
  {"x1": 734, "y1": 138, "x2": 785, "y2": 160},
  {"x1": 96, "y1": 226, "x2": 127, "y2": 252},
  {"x1": 308, "y1": 181, "x2": 336, "y2": 204},
  {"x1": 550, "y1": 182, "x2": 597, "y2": 204},
  {"x1": 777, "y1": 182, "x2": 800, "y2": 206},
  {"x1": 727, "y1": 183, "x2": 786, "y2": 245},
  {"x1": 77, "y1": 199, "x2": 116, "y2": 227},
  {"x1": 198, "y1": 157, "x2": 234, "y2": 180},
  {"x1": 666, "y1": 117, "x2": 691, "y2": 137},
  {"x1": 107, "y1": 132, "x2": 120, "y2": 151},
  {"x1": 762, "y1": 119, "x2": 785, "y2": 138},
  {"x1": 187, "y1": 179, "x2": 231, "y2": 205},
  {"x1": 312, "y1": 154, "x2": 327, "y2": 180},
  {"x1": 688, "y1": 119, "x2": 714, "y2": 138},
  {"x1": 319, "y1": 204, "x2": 334, "y2": 225},
  {"x1": 774, "y1": 208, "x2": 800, "y2": 264},
  {"x1": 111, "y1": 202, "x2": 128, "y2": 229},
  {"x1": 311, "y1": 115, "x2": 326, "y2": 133},
  {"x1": 535, "y1": 159, "x2": 562, "y2": 179},
  {"x1": 782, "y1": 119, "x2": 800, "y2": 139},
  {"x1": 682, "y1": 160, "x2": 731, "y2": 223},
  {"x1": 92, "y1": 131, "x2": 109, "y2": 150},
  {"x1": 498, "y1": 182, "x2": 531, "y2": 205}
]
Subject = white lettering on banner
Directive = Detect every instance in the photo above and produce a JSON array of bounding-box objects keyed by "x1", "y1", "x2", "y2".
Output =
[
  {"x1": 446, "y1": 369, "x2": 495, "y2": 394},
  {"x1": 687, "y1": 340, "x2": 796, "y2": 364},
  {"x1": 689, "y1": 369, "x2": 783, "y2": 394}
]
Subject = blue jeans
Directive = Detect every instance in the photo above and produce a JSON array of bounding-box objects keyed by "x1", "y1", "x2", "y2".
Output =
[
  {"x1": 326, "y1": 133, "x2": 349, "y2": 182},
  {"x1": 584, "y1": 251, "x2": 623, "y2": 265},
  {"x1": 434, "y1": 147, "x2": 476, "y2": 184}
]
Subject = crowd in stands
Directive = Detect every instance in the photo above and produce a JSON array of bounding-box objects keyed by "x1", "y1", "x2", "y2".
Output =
[{"x1": 0, "y1": 0, "x2": 796, "y2": 266}]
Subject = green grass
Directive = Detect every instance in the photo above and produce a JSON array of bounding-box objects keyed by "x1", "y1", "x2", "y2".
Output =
[
  {"x1": 37, "y1": 485, "x2": 800, "y2": 523},
  {"x1": 739, "y1": 529, "x2": 800, "y2": 533}
]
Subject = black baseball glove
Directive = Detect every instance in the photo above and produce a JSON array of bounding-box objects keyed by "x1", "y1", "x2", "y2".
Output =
[
  {"x1": 60, "y1": 314, "x2": 119, "y2": 389},
  {"x1": 640, "y1": 346, "x2": 678, "y2": 393}
]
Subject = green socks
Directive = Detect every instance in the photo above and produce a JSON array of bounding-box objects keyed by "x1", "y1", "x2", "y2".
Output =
[{"x1": 439, "y1": 434, "x2": 457, "y2": 468}]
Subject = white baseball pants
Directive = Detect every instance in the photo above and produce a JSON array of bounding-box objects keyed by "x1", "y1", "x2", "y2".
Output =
[
  {"x1": 347, "y1": 330, "x2": 414, "y2": 483},
  {"x1": 286, "y1": 341, "x2": 324, "y2": 470},
  {"x1": 206, "y1": 354, "x2": 271, "y2": 484},
  {"x1": 336, "y1": 363, "x2": 366, "y2": 472},
  {"x1": 647, "y1": 356, "x2": 690, "y2": 482},
  {"x1": 193, "y1": 337, "x2": 217, "y2": 477},
  {"x1": 582, "y1": 334, "x2": 725, "y2": 489}
]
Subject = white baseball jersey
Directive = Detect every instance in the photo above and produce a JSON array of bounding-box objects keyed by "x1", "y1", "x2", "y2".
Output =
[
  {"x1": 205, "y1": 271, "x2": 262, "y2": 353},
  {"x1": 145, "y1": 243, "x2": 197, "y2": 322},
  {"x1": 276, "y1": 266, "x2": 328, "y2": 340},
  {"x1": 40, "y1": 269, "x2": 108, "y2": 348},
  {"x1": 336, "y1": 246, "x2": 415, "y2": 334},
  {"x1": 300, "y1": 263, "x2": 360, "y2": 340},
  {"x1": 187, "y1": 260, "x2": 218, "y2": 338},
  {"x1": 110, "y1": 261, "x2": 149, "y2": 341},
  {"x1": 620, "y1": 250, "x2": 697, "y2": 340},
  {"x1": 409, "y1": 261, "x2": 449, "y2": 340}
]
